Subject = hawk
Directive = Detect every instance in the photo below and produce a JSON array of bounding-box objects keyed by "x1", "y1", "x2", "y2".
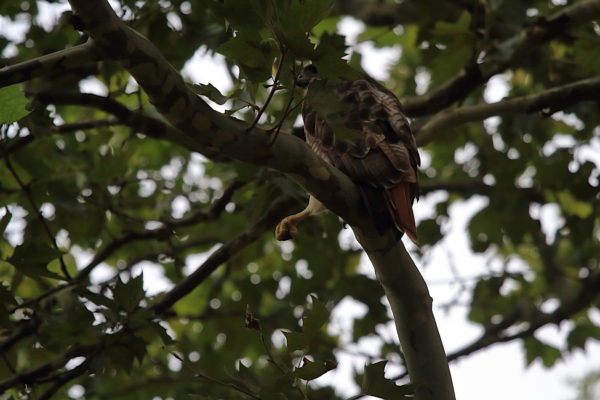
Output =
[{"x1": 275, "y1": 65, "x2": 420, "y2": 244}]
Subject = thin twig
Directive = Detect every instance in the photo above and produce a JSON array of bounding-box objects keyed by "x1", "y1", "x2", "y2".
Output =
[
  {"x1": 246, "y1": 47, "x2": 287, "y2": 132},
  {"x1": 0, "y1": 134, "x2": 71, "y2": 280},
  {"x1": 268, "y1": 62, "x2": 300, "y2": 146},
  {"x1": 168, "y1": 351, "x2": 261, "y2": 399},
  {"x1": 259, "y1": 330, "x2": 287, "y2": 374}
]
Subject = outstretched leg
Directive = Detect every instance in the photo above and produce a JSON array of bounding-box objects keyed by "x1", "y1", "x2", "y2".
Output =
[{"x1": 275, "y1": 195, "x2": 327, "y2": 240}]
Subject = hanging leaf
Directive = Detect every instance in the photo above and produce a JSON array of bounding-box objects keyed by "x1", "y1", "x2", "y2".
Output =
[
  {"x1": 293, "y1": 357, "x2": 336, "y2": 380},
  {"x1": 7, "y1": 241, "x2": 64, "y2": 280},
  {"x1": 0, "y1": 84, "x2": 30, "y2": 124},
  {"x1": 302, "y1": 295, "x2": 329, "y2": 337},
  {"x1": 189, "y1": 83, "x2": 229, "y2": 105},
  {"x1": 113, "y1": 274, "x2": 145, "y2": 312},
  {"x1": 362, "y1": 361, "x2": 413, "y2": 399}
]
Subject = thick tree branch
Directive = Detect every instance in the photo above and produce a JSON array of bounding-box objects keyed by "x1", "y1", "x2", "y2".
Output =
[
  {"x1": 0, "y1": 40, "x2": 98, "y2": 88},
  {"x1": 66, "y1": 1, "x2": 365, "y2": 227},
  {"x1": 415, "y1": 75, "x2": 600, "y2": 145},
  {"x1": 66, "y1": 2, "x2": 455, "y2": 398},
  {"x1": 354, "y1": 229, "x2": 455, "y2": 399}
]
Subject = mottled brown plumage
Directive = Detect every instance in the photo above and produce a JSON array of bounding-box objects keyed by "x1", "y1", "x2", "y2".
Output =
[
  {"x1": 302, "y1": 73, "x2": 420, "y2": 243},
  {"x1": 275, "y1": 68, "x2": 420, "y2": 243}
]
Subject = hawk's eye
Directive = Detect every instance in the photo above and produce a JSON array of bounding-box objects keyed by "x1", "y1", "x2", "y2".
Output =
[{"x1": 304, "y1": 65, "x2": 318, "y2": 76}]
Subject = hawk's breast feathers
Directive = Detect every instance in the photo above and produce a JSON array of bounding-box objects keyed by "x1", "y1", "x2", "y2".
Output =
[{"x1": 302, "y1": 75, "x2": 420, "y2": 243}]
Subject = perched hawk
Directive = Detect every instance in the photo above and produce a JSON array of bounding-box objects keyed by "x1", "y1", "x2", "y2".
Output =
[{"x1": 275, "y1": 65, "x2": 420, "y2": 243}]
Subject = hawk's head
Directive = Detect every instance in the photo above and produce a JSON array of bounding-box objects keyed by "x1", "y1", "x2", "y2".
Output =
[{"x1": 296, "y1": 64, "x2": 319, "y2": 88}]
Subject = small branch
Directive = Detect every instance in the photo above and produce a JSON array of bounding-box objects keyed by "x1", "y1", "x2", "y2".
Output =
[
  {"x1": 0, "y1": 320, "x2": 37, "y2": 353},
  {"x1": 247, "y1": 47, "x2": 287, "y2": 132},
  {"x1": 162, "y1": 180, "x2": 245, "y2": 227},
  {"x1": 268, "y1": 64, "x2": 301, "y2": 146},
  {"x1": 76, "y1": 228, "x2": 171, "y2": 281},
  {"x1": 402, "y1": 0, "x2": 600, "y2": 116},
  {"x1": 168, "y1": 351, "x2": 261, "y2": 399},
  {"x1": 391, "y1": 270, "x2": 600, "y2": 382},
  {"x1": 0, "y1": 143, "x2": 71, "y2": 280},
  {"x1": 152, "y1": 196, "x2": 296, "y2": 313},
  {"x1": 0, "y1": 344, "x2": 96, "y2": 392},
  {"x1": 36, "y1": 357, "x2": 92, "y2": 400},
  {"x1": 4, "y1": 118, "x2": 120, "y2": 155},
  {"x1": 32, "y1": 91, "x2": 221, "y2": 159},
  {"x1": 53, "y1": 118, "x2": 121, "y2": 133},
  {"x1": 0, "y1": 40, "x2": 99, "y2": 88},
  {"x1": 415, "y1": 74, "x2": 600, "y2": 145}
]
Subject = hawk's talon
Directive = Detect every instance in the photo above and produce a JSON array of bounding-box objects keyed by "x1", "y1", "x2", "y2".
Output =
[{"x1": 275, "y1": 218, "x2": 299, "y2": 241}]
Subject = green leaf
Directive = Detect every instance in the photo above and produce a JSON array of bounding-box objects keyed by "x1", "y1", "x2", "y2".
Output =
[
  {"x1": 281, "y1": 0, "x2": 333, "y2": 34},
  {"x1": 216, "y1": 35, "x2": 273, "y2": 82},
  {"x1": 556, "y1": 191, "x2": 593, "y2": 219},
  {"x1": 417, "y1": 218, "x2": 442, "y2": 246},
  {"x1": 313, "y1": 33, "x2": 360, "y2": 81},
  {"x1": 276, "y1": 0, "x2": 333, "y2": 57},
  {"x1": 523, "y1": 337, "x2": 562, "y2": 367},
  {"x1": 567, "y1": 323, "x2": 600, "y2": 351},
  {"x1": 302, "y1": 295, "x2": 329, "y2": 337},
  {"x1": 283, "y1": 330, "x2": 309, "y2": 352},
  {"x1": 362, "y1": 361, "x2": 413, "y2": 399},
  {"x1": 7, "y1": 241, "x2": 64, "y2": 280},
  {"x1": 113, "y1": 274, "x2": 145, "y2": 312},
  {"x1": 189, "y1": 83, "x2": 229, "y2": 105},
  {"x1": 0, "y1": 84, "x2": 30, "y2": 123},
  {"x1": 293, "y1": 358, "x2": 336, "y2": 380},
  {"x1": 217, "y1": 36, "x2": 263, "y2": 67},
  {"x1": 432, "y1": 11, "x2": 471, "y2": 37}
]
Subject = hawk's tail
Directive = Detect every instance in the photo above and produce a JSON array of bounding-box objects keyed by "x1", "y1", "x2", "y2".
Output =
[{"x1": 384, "y1": 183, "x2": 418, "y2": 245}]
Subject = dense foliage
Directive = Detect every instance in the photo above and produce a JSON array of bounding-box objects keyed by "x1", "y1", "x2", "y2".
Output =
[{"x1": 0, "y1": 0, "x2": 599, "y2": 399}]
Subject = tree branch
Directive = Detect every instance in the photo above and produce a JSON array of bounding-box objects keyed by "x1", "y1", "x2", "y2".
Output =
[
  {"x1": 151, "y1": 195, "x2": 296, "y2": 314},
  {"x1": 32, "y1": 91, "x2": 206, "y2": 153},
  {"x1": 402, "y1": 0, "x2": 600, "y2": 117},
  {"x1": 4, "y1": 118, "x2": 120, "y2": 155},
  {"x1": 66, "y1": 0, "x2": 365, "y2": 229},
  {"x1": 0, "y1": 344, "x2": 98, "y2": 392},
  {"x1": 65, "y1": 2, "x2": 456, "y2": 398},
  {"x1": 447, "y1": 271, "x2": 600, "y2": 362},
  {"x1": 415, "y1": 74, "x2": 600, "y2": 145},
  {"x1": 0, "y1": 40, "x2": 99, "y2": 88}
]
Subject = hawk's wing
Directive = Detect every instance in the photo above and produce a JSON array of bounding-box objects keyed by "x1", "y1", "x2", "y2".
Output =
[{"x1": 302, "y1": 75, "x2": 420, "y2": 243}]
